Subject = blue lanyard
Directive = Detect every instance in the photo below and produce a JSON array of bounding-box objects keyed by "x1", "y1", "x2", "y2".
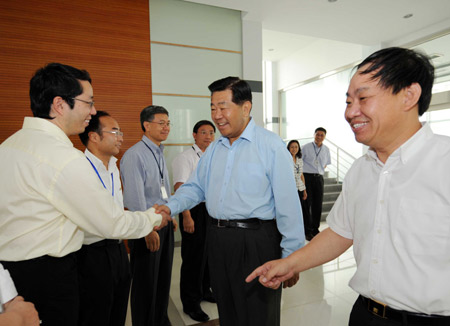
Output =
[
  {"x1": 141, "y1": 140, "x2": 164, "y2": 181},
  {"x1": 86, "y1": 157, "x2": 114, "y2": 197}
]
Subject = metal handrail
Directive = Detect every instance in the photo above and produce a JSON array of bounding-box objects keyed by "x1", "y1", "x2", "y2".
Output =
[{"x1": 286, "y1": 137, "x2": 357, "y2": 183}]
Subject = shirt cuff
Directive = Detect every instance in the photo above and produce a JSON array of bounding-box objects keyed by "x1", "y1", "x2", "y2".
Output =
[{"x1": 0, "y1": 266, "x2": 18, "y2": 304}]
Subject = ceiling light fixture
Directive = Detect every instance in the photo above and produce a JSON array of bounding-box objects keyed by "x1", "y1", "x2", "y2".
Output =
[
  {"x1": 403, "y1": 13, "x2": 413, "y2": 19},
  {"x1": 328, "y1": 0, "x2": 337, "y2": 2},
  {"x1": 268, "y1": 48, "x2": 274, "y2": 52}
]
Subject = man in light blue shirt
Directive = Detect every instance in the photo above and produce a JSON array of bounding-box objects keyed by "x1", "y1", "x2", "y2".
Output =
[
  {"x1": 302, "y1": 127, "x2": 331, "y2": 240},
  {"x1": 120, "y1": 105, "x2": 175, "y2": 326},
  {"x1": 157, "y1": 77, "x2": 304, "y2": 326}
]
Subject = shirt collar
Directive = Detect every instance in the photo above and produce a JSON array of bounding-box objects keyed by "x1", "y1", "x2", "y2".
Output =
[
  {"x1": 367, "y1": 122, "x2": 432, "y2": 165},
  {"x1": 142, "y1": 135, "x2": 164, "y2": 152},
  {"x1": 84, "y1": 148, "x2": 117, "y2": 172},
  {"x1": 192, "y1": 143, "x2": 203, "y2": 154},
  {"x1": 218, "y1": 117, "x2": 255, "y2": 147},
  {"x1": 22, "y1": 117, "x2": 73, "y2": 146}
]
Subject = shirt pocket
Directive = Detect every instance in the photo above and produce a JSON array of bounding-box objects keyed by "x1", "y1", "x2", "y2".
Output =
[{"x1": 393, "y1": 198, "x2": 450, "y2": 256}]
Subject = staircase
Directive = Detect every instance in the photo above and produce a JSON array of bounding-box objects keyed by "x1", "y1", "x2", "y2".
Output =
[{"x1": 321, "y1": 172, "x2": 342, "y2": 221}]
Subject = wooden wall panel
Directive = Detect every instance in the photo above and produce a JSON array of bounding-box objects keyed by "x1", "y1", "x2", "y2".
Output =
[{"x1": 0, "y1": 0, "x2": 152, "y2": 155}]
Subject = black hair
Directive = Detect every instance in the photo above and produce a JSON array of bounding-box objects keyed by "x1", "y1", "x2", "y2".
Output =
[
  {"x1": 287, "y1": 139, "x2": 302, "y2": 158},
  {"x1": 140, "y1": 105, "x2": 169, "y2": 132},
  {"x1": 29, "y1": 62, "x2": 92, "y2": 119},
  {"x1": 357, "y1": 47, "x2": 434, "y2": 116},
  {"x1": 315, "y1": 127, "x2": 327, "y2": 134},
  {"x1": 193, "y1": 120, "x2": 216, "y2": 133},
  {"x1": 79, "y1": 111, "x2": 110, "y2": 146},
  {"x1": 208, "y1": 76, "x2": 252, "y2": 105}
]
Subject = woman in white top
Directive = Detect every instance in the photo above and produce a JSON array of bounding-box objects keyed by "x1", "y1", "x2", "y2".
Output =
[{"x1": 287, "y1": 140, "x2": 311, "y2": 239}]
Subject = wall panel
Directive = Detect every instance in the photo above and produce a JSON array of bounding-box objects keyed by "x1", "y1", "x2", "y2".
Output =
[{"x1": 0, "y1": 0, "x2": 152, "y2": 156}]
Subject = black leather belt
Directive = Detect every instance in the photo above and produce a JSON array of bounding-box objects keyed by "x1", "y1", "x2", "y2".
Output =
[
  {"x1": 304, "y1": 173, "x2": 322, "y2": 177},
  {"x1": 360, "y1": 296, "x2": 450, "y2": 325},
  {"x1": 210, "y1": 217, "x2": 274, "y2": 230}
]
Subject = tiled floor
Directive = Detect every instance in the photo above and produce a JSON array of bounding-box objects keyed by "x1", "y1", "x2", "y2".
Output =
[{"x1": 127, "y1": 222, "x2": 358, "y2": 326}]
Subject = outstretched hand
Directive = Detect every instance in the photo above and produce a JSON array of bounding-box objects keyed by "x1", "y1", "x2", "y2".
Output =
[
  {"x1": 152, "y1": 204, "x2": 172, "y2": 230},
  {"x1": 245, "y1": 258, "x2": 295, "y2": 290}
]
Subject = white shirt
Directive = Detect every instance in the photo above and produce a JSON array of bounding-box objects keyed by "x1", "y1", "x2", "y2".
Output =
[
  {"x1": 327, "y1": 123, "x2": 450, "y2": 315},
  {"x1": 83, "y1": 149, "x2": 124, "y2": 245},
  {"x1": 293, "y1": 157, "x2": 306, "y2": 191},
  {"x1": 0, "y1": 117, "x2": 161, "y2": 261},
  {"x1": 0, "y1": 263, "x2": 17, "y2": 305},
  {"x1": 172, "y1": 143, "x2": 203, "y2": 184}
]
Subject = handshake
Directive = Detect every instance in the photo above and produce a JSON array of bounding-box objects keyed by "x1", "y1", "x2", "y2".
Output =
[{"x1": 150, "y1": 204, "x2": 172, "y2": 231}]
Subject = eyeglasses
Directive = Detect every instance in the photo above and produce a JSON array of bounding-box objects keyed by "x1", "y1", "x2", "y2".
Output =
[
  {"x1": 198, "y1": 131, "x2": 215, "y2": 136},
  {"x1": 103, "y1": 130, "x2": 124, "y2": 137},
  {"x1": 72, "y1": 97, "x2": 95, "y2": 108},
  {"x1": 149, "y1": 121, "x2": 172, "y2": 127}
]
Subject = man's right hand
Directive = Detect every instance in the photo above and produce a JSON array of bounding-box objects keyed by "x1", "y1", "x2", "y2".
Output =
[
  {"x1": 4, "y1": 296, "x2": 40, "y2": 326},
  {"x1": 145, "y1": 231, "x2": 160, "y2": 252},
  {"x1": 152, "y1": 204, "x2": 172, "y2": 230}
]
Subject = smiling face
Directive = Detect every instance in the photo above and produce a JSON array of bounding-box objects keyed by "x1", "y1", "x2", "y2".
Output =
[
  {"x1": 345, "y1": 65, "x2": 421, "y2": 161},
  {"x1": 210, "y1": 89, "x2": 251, "y2": 145},
  {"x1": 288, "y1": 142, "x2": 299, "y2": 156},
  {"x1": 97, "y1": 116, "x2": 123, "y2": 157},
  {"x1": 64, "y1": 80, "x2": 96, "y2": 136},
  {"x1": 143, "y1": 113, "x2": 170, "y2": 145}
]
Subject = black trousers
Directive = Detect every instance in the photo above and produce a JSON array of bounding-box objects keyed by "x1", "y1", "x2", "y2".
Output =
[
  {"x1": 1, "y1": 253, "x2": 79, "y2": 326},
  {"x1": 208, "y1": 220, "x2": 282, "y2": 326},
  {"x1": 77, "y1": 241, "x2": 131, "y2": 326},
  {"x1": 179, "y1": 202, "x2": 211, "y2": 311},
  {"x1": 129, "y1": 222, "x2": 174, "y2": 326},
  {"x1": 298, "y1": 190, "x2": 310, "y2": 236},
  {"x1": 303, "y1": 173, "x2": 324, "y2": 235}
]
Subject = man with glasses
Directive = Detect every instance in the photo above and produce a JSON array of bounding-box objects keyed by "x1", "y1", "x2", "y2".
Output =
[
  {"x1": 0, "y1": 63, "x2": 168, "y2": 326},
  {"x1": 120, "y1": 105, "x2": 176, "y2": 326},
  {"x1": 172, "y1": 120, "x2": 216, "y2": 322},
  {"x1": 77, "y1": 111, "x2": 130, "y2": 326}
]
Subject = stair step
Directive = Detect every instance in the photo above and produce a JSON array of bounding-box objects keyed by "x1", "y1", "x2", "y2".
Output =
[{"x1": 324, "y1": 184, "x2": 342, "y2": 192}]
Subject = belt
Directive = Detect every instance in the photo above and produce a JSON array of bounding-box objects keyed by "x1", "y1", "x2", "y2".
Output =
[
  {"x1": 360, "y1": 296, "x2": 450, "y2": 325},
  {"x1": 210, "y1": 217, "x2": 274, "y2": 230},
  {"x1": 304, "y1": 173, "x2": 322, "y2": 177},
  {"x1": 87, "y1": 239, "x2": 122, "y2": 247}
]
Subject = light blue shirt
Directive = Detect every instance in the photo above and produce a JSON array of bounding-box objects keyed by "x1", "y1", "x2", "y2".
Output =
[
  {"x1": 302, "y1": 142, "x2": 331, "y2": 175},
  {"x1": 120, "y1": 135, "x2": 171, "y2": 212},
  {"x1": 166, "y1": 118, "x2": 304, "y2": 257}
]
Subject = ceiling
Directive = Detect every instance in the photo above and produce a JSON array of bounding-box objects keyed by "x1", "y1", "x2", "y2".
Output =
[{"x1": 184, "y1": 0, "x2": 450, "y2": 62}]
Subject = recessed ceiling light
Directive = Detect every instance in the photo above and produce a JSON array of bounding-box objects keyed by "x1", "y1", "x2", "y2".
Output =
[
  {"x1": 268, "y1": 48, "x2": 274, "y2": 52},
  {"x1": 328, "y1": 0, "x2": 337, "y2": 2},
  {"x1": 403, "y1": 13, "x2": 413, "y2": 19}
]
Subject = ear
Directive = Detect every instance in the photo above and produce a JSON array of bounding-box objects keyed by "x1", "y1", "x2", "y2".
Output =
[
  {"x1": 88, "y1": 131, "x2": 101, "y2": 144},
  {"x1": 242, "y1": 101, "x2": 252, "y2": 117},
  {"x1": 403, "y1": 83, "x2": 421, "y2": 113},
  {"x1": 143, "y1": 121, "x2": 151, "y2": 132},
  {"x1": 50, "y1": 96, "x2": 66, "y2": 117}
]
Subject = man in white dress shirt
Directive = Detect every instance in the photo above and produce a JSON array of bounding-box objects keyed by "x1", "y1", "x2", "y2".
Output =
[
  {"x1": 0, "y1": 63, "x2": 168, "y2": 326},
  {"x1": 77, "y1": 111, "x2": 130, "y2": 326},
  {"x1": 172, "y1": 120, "x2": 216, "y2": 322},
  {"x1": 248, "y1": 47, "x2": 450, "y2": 325}
]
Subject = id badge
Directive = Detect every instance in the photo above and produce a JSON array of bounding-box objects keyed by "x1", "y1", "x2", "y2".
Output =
[
  {"x1": 161, "y1": 185, "x2": 169, "y2": 199},
  {"x1": 314, "y1": 159, "x2": 319, "y2": 166}
]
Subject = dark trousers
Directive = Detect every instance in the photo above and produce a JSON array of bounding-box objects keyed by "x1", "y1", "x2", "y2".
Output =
[
  {"x1": 303, "y1": 173, "x2": 324, "y2": 235},
  {"x1": 129, "y1": 222, "x2": 174, "y2": 326},
  {"x1": 1, "y1": 253, "x2": 79, "y2": 326},
  {"x1": 208, "y1": 220, "x2": 282, "y2": 326},
  {"x1": 298, "y1": 190, "x2": 310, "y2": 236},
  {"x1": 349, "y1": 296, "x2": 450, "y2": 326},
  {"x1": 179, "y1": 202, "x2": 211, "y2": 311},
  {"x1": 77, "y1": 241, "x2": 131, "y2": 326}
]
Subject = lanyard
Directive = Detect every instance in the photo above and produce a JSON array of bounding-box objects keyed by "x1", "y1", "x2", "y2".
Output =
[
  {"x1": 313, "y1": 143, "x2": 322, "y2": 160},
  {"x1": 192, "y1": 146, "x2": 201, "y2": 158},
  {"x1": 86, "y1": 157, "x2": 114, "y2": 197},
  {"x1": 141, "y1": 140, "x2": 164, "y2": 181}
]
